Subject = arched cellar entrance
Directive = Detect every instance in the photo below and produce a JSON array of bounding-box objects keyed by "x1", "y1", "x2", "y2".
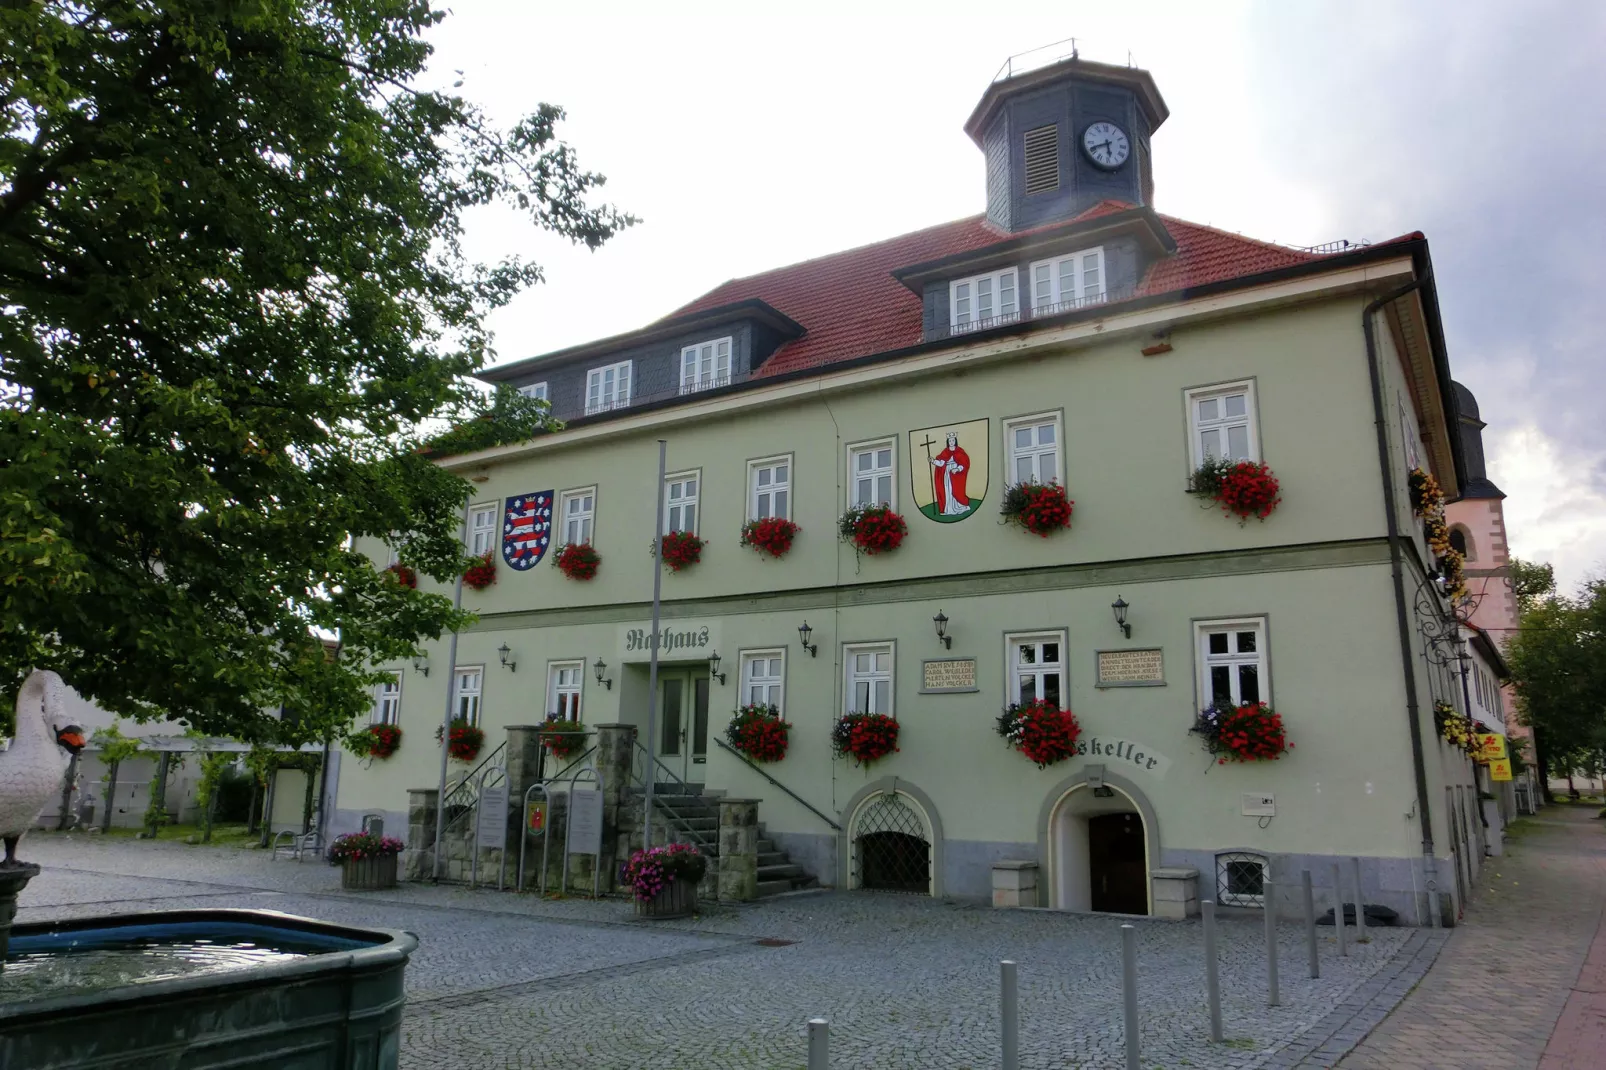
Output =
[
  {"x1": 851, "y1": 791, "x2": 933, "y2": 894},
  {"x1": 1041, "y1": 775, "x2": 1160, "y2": 915}
]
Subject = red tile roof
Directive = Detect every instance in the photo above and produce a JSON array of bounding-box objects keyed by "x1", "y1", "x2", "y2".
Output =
[{"x1": 667, "y1": 202, "x2": 1345, "y2": 378}]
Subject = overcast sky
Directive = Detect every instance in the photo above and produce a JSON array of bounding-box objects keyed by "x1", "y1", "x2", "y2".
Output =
[{"x1": 424, "y1": 0, "x2": 1606, "y2": 593}]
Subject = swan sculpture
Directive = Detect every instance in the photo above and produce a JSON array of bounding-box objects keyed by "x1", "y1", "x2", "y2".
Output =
[{"x1": 0, "y1": 670, "x2": 85, "y2": 867}]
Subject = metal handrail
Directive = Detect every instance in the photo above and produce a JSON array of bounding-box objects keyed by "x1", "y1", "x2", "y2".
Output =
[
  {"x1": 442, "y1": 740, "x2": 507, "y2": 810},
  {"x1": 629, "y1": 741, "x2": 717, "y2": 849},
  {"x1": 712, "y1": 737, "x2": 841, "y2": 831}
]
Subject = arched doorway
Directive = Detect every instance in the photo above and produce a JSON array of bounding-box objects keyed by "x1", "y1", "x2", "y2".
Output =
[
  {"x1": 1042, "y1": 777, "x2": 1158, "y2": 915},
  {"x1": 850, "y1": 790, "x2": 933, "y2": 894}
]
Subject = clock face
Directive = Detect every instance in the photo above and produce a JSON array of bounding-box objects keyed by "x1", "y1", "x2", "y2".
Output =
[{"x1": 1082, "y1": 121, "x2": 1131, "y2": 170}]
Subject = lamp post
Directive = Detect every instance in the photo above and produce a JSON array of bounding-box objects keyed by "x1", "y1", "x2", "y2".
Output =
[
  {"x1": 1112, "y1": 597, "x2": 1132, "y2": 639},
  {"x1": 933, "y1": 611, "x2": 952, "y2": 650},
  {"x1": 798, "y1": 621, "x2": 817, "y2": 658}
]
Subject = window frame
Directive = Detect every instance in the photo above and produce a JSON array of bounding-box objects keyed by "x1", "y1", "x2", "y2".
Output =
[
  {"x1": 1193, "y1": 616, "x2": 1272, "y2": 711},
  {"x1": 558, "y1": 485, "x2": 597, "y2": 547},
  {"x1": 662, "y1": 469, "x2": 701, "y2": 535},
  {"x1": 679, "y1": 336, "x2": 734, "y2": 396},
  {"x1": 846, "y1": 437, "x2": 898, "y2": 511},
  {"x1": 372, "y1": 674, "x2": 402, "y2": 726},
  {"x1": 453, "y1": 665, "x2": 484, "y2": 727},
  {"x1": 517, "y1": 382, "x2": 549, "y2": 403},
  {"x1": 1004, "y1": 411, "x2": 1064, "y2": 487},
  {"x1": 739, "y1": 648, "x2": 787, "y2": 713},
  {"x1": 1028, "y1": 246, "x2": 1107, "y2": 314},
  {"x1": 585, "y1": 359, "x2": 633, "y2": 416},
  {"x1": 1216, "y1": 851, "x2": 1268, "y2": 907},
  {"x1": 948, "y1": 268, "x2": 1020, "y2": 332},
  {"x1": 747, "y1": 454, "x2": 794, "y2": 522},
  {"x1": 468, "y1": 504, "x2": 498, "y2": 557},
  {"x1": 843, "y1": 641, "x2": 897, "y2": 717},
  {"x1": 547, "y1": 659, "x2": 584, "y2": 722},
  {"x1": 1004, "y1": 630, "x2": 1068, "y2": 707},
  {"x1": 1184, "y1": 379, "x2": 1261, "y2": 473}
]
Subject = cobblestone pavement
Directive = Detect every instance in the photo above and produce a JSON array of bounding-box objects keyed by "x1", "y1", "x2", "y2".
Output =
[
  {"x1": 13, "y1": 834, "x2": 1445, "y2": 1069},
  {"x1": 1330, "y1": 804, "x2": 1606, "y2": 1070}
]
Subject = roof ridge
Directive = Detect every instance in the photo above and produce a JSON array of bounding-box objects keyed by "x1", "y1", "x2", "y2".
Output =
[{"x1": 1156, "y1": 213, "x2": 1318, "y2": 260}]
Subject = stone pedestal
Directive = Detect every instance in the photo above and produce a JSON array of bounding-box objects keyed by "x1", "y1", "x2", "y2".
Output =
[
  {"x1": 718, "y1": 799, "x2": 760, "y2": 902},
  {"x1": 593, "y1": 724, "x2": 637, "y2": 896},
  {"x1": 991, "y1": 860, "x2": 1039, "y2": 908},
  {"x1": 0, "y1": 863, "x2": 40, "y2": 966},
  {"x1": 403, "y1": 787, "x2": 438, "y2": 881},
  {"x1": 1151, "y1": 865, "x2": 1200, "y2": 919}
]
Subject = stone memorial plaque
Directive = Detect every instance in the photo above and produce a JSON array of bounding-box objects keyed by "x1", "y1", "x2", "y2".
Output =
[
  {"x1": 921, "y1": 658, "x2": 979, "y2": 693},
  {"x1": 475, "y1": 783, "x2": 509, "y2": 850},
  {"x1": 566, "y1": 788, "x2": 604, "y2": 856},
  {"x1": 1096, "y1": 648, "x2": 1165, "y2": 687}
]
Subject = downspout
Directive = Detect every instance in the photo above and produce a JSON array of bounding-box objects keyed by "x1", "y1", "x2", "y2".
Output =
[{"x1": 1361, "y1": 275, "x2": 1441, "y2": 926}]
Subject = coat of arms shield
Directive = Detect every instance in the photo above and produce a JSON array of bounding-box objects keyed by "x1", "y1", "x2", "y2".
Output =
[
  {"x1": 502, "y1": 491, "x2": 554, "y2": 570},
  {"x1": 909, "y1": 419, "x2": 989, "y2": 523}
]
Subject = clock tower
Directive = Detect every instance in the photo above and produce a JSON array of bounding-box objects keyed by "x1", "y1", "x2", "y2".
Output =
[{"x1": 965, "y1": 55, "x2": 1167, "y2": 233}]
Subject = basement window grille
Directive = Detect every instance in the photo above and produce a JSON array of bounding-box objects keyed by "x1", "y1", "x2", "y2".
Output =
[
  {"x1": 1216, "y1": 852, "x2": 1267, "y2": 907},
  {"x1": 853, "y1": 793, "x2": 931, "y2": 895},
  {"x1": 1023, "y1": 125, "x2": 1060, "y2": 195}
]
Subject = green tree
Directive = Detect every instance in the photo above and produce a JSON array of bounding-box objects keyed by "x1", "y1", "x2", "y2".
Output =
[
  {"x1": 1509, "y1": 557, "x2": 1557, "y2": 615},
  {"x1": 1506, "y1": 577, "x2": 1606, "y2": 799},
  {"x1": 0, "y1": 2, "x2": 631, "y2": 742}
]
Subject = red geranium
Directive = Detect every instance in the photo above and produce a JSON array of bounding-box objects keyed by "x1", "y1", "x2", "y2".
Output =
[
  {"x1": 995, "y1": 700, "x2": 1081, "y2": 767},
  {"x1": 540, "y1": 714, "x2": 587, "y2": 759},
  {"x1": 740, "y1": 517, "x2": 800, "y2": 559},
  {"x1": 435, "y1": 718, "x2": 484, "y2": 762},
  {"x1": 657, "y1": 531, "x2": 704, "y2": 572},
  {"x1": 1000, "y1": 482, "x2": 1074, "y2": 537},
  {"x1": 384, "y1": 563, "x2": 417, "y2": 588},
  {"x1": 1192, "y1": 459, "x2": 1281, "y2": 522},
  {"x1": 1191, "y1": 703, "x2": 1292, "y2": 764},
  {"x1": 724, "y1": 704, "x2": 791, "y2": 762},
  {"x1": 838, "y1": 505, "x2": 907, "y2": 557},
  {"x1": 346, "y1": 723, "x2": 402, "y2": 761},
  {"x1": 830, "y1": 712, "x2": 900, "y2": 767},
  {"x1": 553, "y1": 542, "x2": 601, "y2": 581},
  {"x1": 463, "y1": 552, "x2": 497, "y2": 591}
]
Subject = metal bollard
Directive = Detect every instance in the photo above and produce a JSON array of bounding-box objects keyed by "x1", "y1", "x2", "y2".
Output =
[
  {"x1": 1302, "y1": 870, "x2": 1320, "y2": 979},
  {"x1": 1122, "y1": 924, "x2": 1140, "y2": 1070},
  {"x1": 1001, "y1": 960, "x2": 1018, "y2": 1070},
  {"x1": 1331, "y1": 863, "x2": 1348, "y2": 956},
  {"x1": 1263, "y1": 878, "x2": 1280, "y2": 1007},
  {"x1": 1202, "y1": 900, "x2": 1223, "y2": 1042},
  {"x1": 808, "y1": 1018, "x2": 829, "y2": 1070},
  {"x1": 1352, "y1": 857, "x2": 1367, "y2": 942}
]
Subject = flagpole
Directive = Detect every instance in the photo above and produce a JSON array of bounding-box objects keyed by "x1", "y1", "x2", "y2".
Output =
[
  {"x1": 643, "y1": 439, "x2": 668, "y2": 849},
  {"x1": 432, "y1": 495, "x2": 472, "y2": 881}
]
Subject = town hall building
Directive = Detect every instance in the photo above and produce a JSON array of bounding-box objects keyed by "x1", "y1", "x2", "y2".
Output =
[{"x1": 335, "y1": 55, "x2": 1492, "y2": 924}]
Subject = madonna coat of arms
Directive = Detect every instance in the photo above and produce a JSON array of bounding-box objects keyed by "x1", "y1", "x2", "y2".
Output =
[
  {"x1": 502, "y1": 491, "x2": 554, "y2": 569},
  {"x1": 909, "y1": 419, "x2": 989, "y2": 523}
]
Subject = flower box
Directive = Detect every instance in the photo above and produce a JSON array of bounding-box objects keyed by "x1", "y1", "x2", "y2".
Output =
[
  {"x1": 838, "y1": 505, "x2": 906, "y2": 558},
  {"x1": 725, "y1": 704, "x2": 790, "y2": 762},
  {"x1": 741, "y1": 517, "x2": 800, "y2": 558},
  {"x1": 635, "y1": 878, "x2": 699, "y2": 919},
  {"x1": 996, "y1": 700, "x2": 1081, "y2": 768},
  {"x1": 436, "y1": 719, "x2": 484, "y2": 762},
  {"x1": 345, "y1": 723, "x2": 401, "y2": 761},
  {"x1": 463, "y1": 552, "x2": 497, "y2": 590},
  {"x1": 540, "y1": 715, "x2": 587, "y2": 759},
  {"x1": 1190, "y1": 702, "x2": 1292, "y2": 764},
  {"x1": 657, "y1": 531, "x2": 704, "y2": 572},
  {"x1": 621, "y1": 843, "x2": 707, "y2": 917},
  {"x1": 553, "y1": 542, "x2": 601, "y2": 581},
  {"x1": 341, "y1": 852, "x2": 398, "y2": 891},
  {"x1": 383, "y1": 563, "x2": 417, "y2": 588},
  {"x1": 1189, "y1": 459, "x2": 1281, "y2": 522},
  {"x1": 831, "y1": 712, "x2": 899, "y2": 767},
  {"x1": 1000, "y1": 482, "x2": 1074, "y2": 537}
]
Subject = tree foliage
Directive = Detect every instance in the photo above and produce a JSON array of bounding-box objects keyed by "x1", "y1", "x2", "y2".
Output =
[
  {"x1": 1506, "y1": 575, "x2": 1606, "y2": 784},
  {"x1": 0, "y1": 2, "x2": 631, "y2": 742},
  {"x1": 1509, "y1": 557, "x2": 1556, "y2": 615}
]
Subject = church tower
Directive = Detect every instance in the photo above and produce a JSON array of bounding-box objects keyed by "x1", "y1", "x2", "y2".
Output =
[{"x1": 964, "y1": 53, "x2": 1168, "y2": 233}]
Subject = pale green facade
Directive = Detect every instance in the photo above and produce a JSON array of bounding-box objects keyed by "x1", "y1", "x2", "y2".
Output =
[{"x1": 335, "y1": 271, "x2": 1483, "y2": 921}]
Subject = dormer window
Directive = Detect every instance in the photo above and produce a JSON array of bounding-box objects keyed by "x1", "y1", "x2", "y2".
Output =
[
  {"x1": 680, "y1": 337, "x2": 732, "y2": 395},
  {"x1": 949, "y1": 269, "x2": 1018, "y2": 333},
  {"x1": 517, "y1": 382, "x2": 549, "y2": 403},
  {"x1": 585, "y1": 360, "x2": 631, "y2": 416},
  {"x1": 1030, "y1": 247, "x2": 1106, "y2": 314}
]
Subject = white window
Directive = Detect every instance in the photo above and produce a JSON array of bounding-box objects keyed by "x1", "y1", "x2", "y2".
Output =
[
  {"x1": 453, "y1": 666, "x2": 483, "y2": 727},
  {"x1": 664, "y1": 472, "x2": 699, "y2": 534},
  {"x1": 468, "y1": 505, "x2": 497, "y2": 556},
  {"x1": 517, "y1": 382, "x2": 549, "y2": 403},
  {"x1": 548, "y1": 661, "x2": 583, "y2": 722},
  {"x1": 680, "y1": 337, "x2": 733, "y2": 395},
  {"x1": 1186, "y1": 381, "x2": 1259, "y2": 467},
  {"x1": 372, "y1": 676, "x2": 402, "y2": 725},
  {"x1": 559, "y1": 487, "x2": 595, "y2": 546},
  {"x1": 585, "y1": 360, "x2": 632, "y2": 415},
  {"x1": 1030, "y1": 247, "x2": 1106, "y2": 312},
  {"x1": 844, "y1": 643, "x2": 895, "y2": 715},
  {"x1": 741, "y1": 650, "x2": 785, "y2": 710},
  {"x1": 749, "y1": 457, "x2": 792, "y2": 521},
  {"x1": 949, "y1": 269, "x2": 1019, "y2": 332},
  {"x1": 1006, "y1": 414, "x2": 1060, "y2": 485},
  {"x1": 848, "y1": 441, "x2": 895, "y2": 509},
  {"x1": 1196, "y1": 618, "x2": 1268, "y2": 709},
  {"x1": 1006, "y1": 632, "x2": 1065, "y2": 706}
]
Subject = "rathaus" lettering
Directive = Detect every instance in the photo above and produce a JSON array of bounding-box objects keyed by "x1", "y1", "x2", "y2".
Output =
[{"x1": 624, "y1": 626, "x2": 712, "y2": 653}]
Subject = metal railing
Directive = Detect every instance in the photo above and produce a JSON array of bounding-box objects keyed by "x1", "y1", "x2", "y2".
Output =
[
  {"x1": 922, "y1": 286, "x2": 1136, "y2": 345},
  {"x1": 712, "y1": 737, "x2": 841, "y2": 831},
  {"x1": 629, "y1": 740, "x2": 717, "y2": 851},
  {"x1": 1299, "y1": 238, "x2": 1371, "y2": 255},
  {"x1": 991, "y1": 39, "x2": 1136, "y2": 83}
]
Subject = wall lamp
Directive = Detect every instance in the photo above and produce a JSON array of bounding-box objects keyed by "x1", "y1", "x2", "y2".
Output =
[
  {"x1": 933, "y1": 611, "x2": 952, "y2": 650},
  {"x1": 497, "y1": 643, "x2": 517, "y2": 673},
  {"x1": 798, "y1": 621, "x2": 818, "y2": 658},
  {"x1": 709, "y1": 651, "x2": 727, "y2": 686},
  {"x1": 593, "y1": 657, "x2": 613, "y2": 691},
  {"x1": 1111, "y1": 596, "x2": 1132, "y2": 640},
  {"x1": 411, "y1": 652, "x2": 430, "y2": 678}
]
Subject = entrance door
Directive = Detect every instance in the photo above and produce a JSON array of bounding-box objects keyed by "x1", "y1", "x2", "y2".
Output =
[
  {"x1": 1088, "y1": 812, "x2": 1148, "y2": 914},
  {"x1": 657, "y1": 671, "x2": 710, "y2": 783}
]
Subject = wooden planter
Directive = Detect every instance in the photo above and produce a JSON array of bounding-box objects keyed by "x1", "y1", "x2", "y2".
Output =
[
  {"x1": 341, "y1": 852, "x2": 399, "y2": 891},
  {"x1": 635, "y1": 878, "x2": 698, "y2": 919}
]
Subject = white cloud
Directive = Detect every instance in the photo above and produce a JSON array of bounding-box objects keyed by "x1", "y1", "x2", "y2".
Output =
[{"x1": 1488, "y1": 425, "x2": 1606, "y2": 591}]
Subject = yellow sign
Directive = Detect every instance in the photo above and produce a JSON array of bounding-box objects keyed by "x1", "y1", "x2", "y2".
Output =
[
  {"x1": 921, "y1": 658, "x2": 978, "y2": 692},
  {"x1": 1097, "y1": 649, "x2": 1166, "y2": 686},
  {"x1": 909, "y1": 419, "x2": 990, "y2": 523},
  {"x1": 1474, "y1": 733, "x2": 1508, "y2": 764},
  {"x1": 1488, "y1": 758, "x2": 1514, "y2": 782},
  {"x1": 526, "y1": 800, "x2": 548, "y2": 835}
]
